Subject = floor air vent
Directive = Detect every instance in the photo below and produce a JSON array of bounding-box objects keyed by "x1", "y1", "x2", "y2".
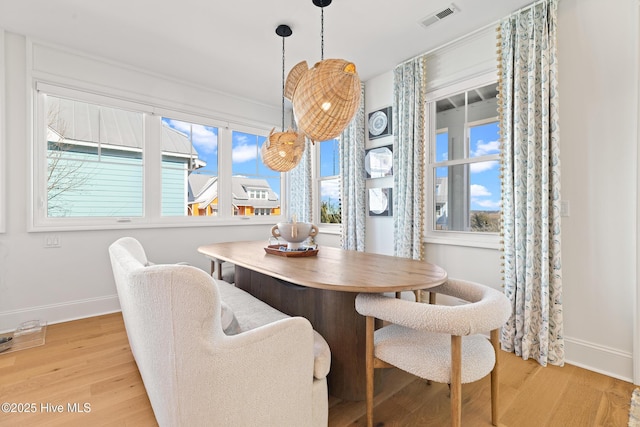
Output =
[{"x1": 420, "y1": 4, "x2": 458, "y2": 28}]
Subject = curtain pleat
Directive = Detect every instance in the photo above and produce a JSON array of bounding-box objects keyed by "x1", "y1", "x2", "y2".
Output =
[
  {"x1": 498, "y1": 0, "x2": 564, "y2": 366},
  {"x1": 392, "y1": 56, "x2": 427, "y2": 260},
  {"x1": 340, "y1": 85, "x2": 366, "y2": 251}
]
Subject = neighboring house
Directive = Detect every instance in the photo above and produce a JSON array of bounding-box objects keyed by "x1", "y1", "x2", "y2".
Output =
[
  {"x1": 188, "y1": 174, "x2": 281, "y2": 216},
  {"x1": 47, "y1": 96, "x2": 204, "y2": 217},
  {"x1": 435, "y1": 177, "x2": 448, "y2": 229}
]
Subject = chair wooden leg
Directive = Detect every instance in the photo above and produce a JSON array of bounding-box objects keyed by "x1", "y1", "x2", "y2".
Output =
[
  {"x1": 423, "y1": 291, "x2": 435, "y2": 386},
  {"x1": 365, "y1": 316, "x2": 375, "y2": 427},
  {"x1": 490, "y1": 329, "x2": 500, "y2": 426},
  {"x1": 429, "y1": 291, "x2": 436, "y2": 305},
  {"x1": 451, "y1": 335, "x2": 462, "y2": 427}
]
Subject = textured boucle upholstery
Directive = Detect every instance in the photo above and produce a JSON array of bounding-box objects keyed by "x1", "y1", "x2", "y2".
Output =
[
  {"x1": 355, "y1": 278, "x2": 511, "y2": 383},
  {"x1": 220, "y1": 300, "x2": 239, "y2": 334},
  {"x1": 216, "y1": 278, "x2": 331, "y2": 380},
  {"x1": 374, "y1": 325, "x2": 496, "y2": 383},
  {"x1": 355, "y1": 278, "x2": 511, "y2": 336},
  {"x1": 109, "y1": 237, "x2": 328, "y2": 427},
  {"x1": 356, "y1": 278, "x2": 511, "y2": 426}
]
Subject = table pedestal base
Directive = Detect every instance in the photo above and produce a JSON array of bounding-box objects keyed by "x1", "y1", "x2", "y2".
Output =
[{"x1": 235, "y1": 266, "x2": 381, "y2": 401}]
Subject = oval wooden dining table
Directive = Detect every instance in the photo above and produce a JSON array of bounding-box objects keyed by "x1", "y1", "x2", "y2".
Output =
[{"x1": 198, "y1": 240, "x2": 448, "y2": 401}]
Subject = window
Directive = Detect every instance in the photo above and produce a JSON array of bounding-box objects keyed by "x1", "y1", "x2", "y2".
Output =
[
  {"x1": 45, "y1": 95, "x2": 144, "y2": 218},
  {"x1": 317, "y1": 139, "x2": 341, "y2": 224},
  {"x1": 255, "y1": 208, "x2": 271, "y2": 216},
  {"x1": 231, "y1": 131, "x2": 281, "y2": 217},
  {"x1": 427, "y1": 82, "x2": 501, "y2": 244},
  {"x1": 161, "y1": 117, "x2": 218, "y2": 217},
  {"x1": 32, "y1": 83, "x2": 284, "y2": 229}
]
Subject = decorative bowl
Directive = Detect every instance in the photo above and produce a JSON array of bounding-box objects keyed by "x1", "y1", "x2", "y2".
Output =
[{"x1": 271, "y1": 222, "x2": 319, "y2": 249}]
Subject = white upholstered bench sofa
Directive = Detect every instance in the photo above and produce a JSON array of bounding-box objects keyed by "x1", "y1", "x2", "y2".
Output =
[{"x1": 109, "y1": 237, "x2": 330, "y2": 427}]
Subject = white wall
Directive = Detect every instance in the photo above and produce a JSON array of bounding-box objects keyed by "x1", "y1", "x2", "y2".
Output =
[
  {"x1": 0, "y1": 33, "x2": 282, "y2": 331},
  {"x1": 556, "y1": 0, "x2": 638, "y2": 381},
  {"x1": 364, "y1": 0, "x2": 639, "y2": 382},
  {"x1": 1, "y1": 0, "x2": 638, "y2": 383},
  {"x1": 364, "y1": 71, "x2": 395, "y2": 256}
]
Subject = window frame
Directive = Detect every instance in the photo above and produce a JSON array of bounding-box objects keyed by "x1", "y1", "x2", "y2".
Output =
[
  {"x1": 30, "y1": 82, "x2": 286, "y2": 231},
  {"x1": 425, "y1": 74, "x2": 501, "y2": 249},
  {"x1": 314, "y1": 138, "x2": 342, "y2": 233}
]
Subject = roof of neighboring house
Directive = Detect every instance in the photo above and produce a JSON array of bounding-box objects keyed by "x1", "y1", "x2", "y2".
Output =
[
  {"x1": 188, "y1": 174, "x2": 279, "y2": 209},
  {"x1": 232, "y1": 176, "x2": 279, "y2": 208},
  {"x1": 47, "y1": 96, "x2": 202, "y2": 161},
  {"x1": 189, "y1": 174, "x2": 219, "y2": 207}
]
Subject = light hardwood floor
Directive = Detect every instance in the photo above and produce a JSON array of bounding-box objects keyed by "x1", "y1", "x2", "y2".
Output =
[{"x1": 0, "y1": 313, "x2": 635, "y2": 427}]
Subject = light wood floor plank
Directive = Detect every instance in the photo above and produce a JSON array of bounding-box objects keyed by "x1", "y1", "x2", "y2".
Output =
[{"x1": 0, "y1": 313, "x2": 635, "y2": 427}]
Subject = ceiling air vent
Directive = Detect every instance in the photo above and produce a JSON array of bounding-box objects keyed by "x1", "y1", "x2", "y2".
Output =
[{"x1": 420, "y1": 4, "x2": 459, "y2": 28}]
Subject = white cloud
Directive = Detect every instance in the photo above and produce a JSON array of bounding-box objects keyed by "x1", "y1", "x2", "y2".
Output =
[
  {"x1": 232, "y1": 144, "x2": 257, "y2": 163},
  {"x1": 472, "y1": 199, "x2": 502, "y2": 209},
  {"x1": 190, "y1": 124, "x2": 218, "y2": 155},
  {"x1": 321, "y1": 179, "x2": 340, "y2": 201},
  {"x1": 235, "y1": 134, "x2": 250, "y2": 145},
  {"x1": 470, "y1": 160, "x2": 499, "y2": 173},
  {"x1": 164, "y1": 119, "x2": 218, "y2": 155},
  {"x1": 472, "y1": 140, "x2": 500, "y2": 157},
  {"x1": 164, "y1": 118, "x2": 187, "y2": 132},
  {"x1": 470, "y1": 184, "x2": 491, "y2": 197}
]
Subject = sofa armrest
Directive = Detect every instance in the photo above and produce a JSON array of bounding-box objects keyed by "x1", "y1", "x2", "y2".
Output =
[{"x1": 176, "y1": 316, "x2": 317, "y2": 426}]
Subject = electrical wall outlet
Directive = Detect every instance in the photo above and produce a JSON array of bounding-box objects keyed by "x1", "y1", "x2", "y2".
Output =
[{"x1": 44, "y1": 234, "x2": 61, "y2": 248}]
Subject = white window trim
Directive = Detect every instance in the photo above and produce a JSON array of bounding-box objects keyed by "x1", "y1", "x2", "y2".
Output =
[
  {"x1": 425, "y1": 72, "x2": 501, "y2": 250},
  {"x1": 313, "y1": 140, "x2": 342, "y2": 233},
  {"x1": 29, "y1": 81, "x2": 286, "y2": 231}
]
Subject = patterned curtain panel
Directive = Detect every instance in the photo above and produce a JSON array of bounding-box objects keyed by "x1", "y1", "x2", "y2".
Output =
[
  {"x1": 498, "y1": 0, "x2": 564, "y2": 366},
  {"x1": 340, "y1": 85, "x2": 366, "y2": 251},
  {"x1": 392, "y1": 56, "x2": 427, "y2": 260},
  {"x1": 288, "y1": 141, "x2": 313, "y2": 223}
]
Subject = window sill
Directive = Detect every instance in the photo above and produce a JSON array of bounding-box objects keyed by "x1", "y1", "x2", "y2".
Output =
[
  {"x1": 424, "y1": 232, "x2": 501, "y2": 250},
  {"x1": 318, "y1": 224, "x2": 341, "y2": 235},
  {"x1": 28, "y1": 216, "x2": 286, "y2": 232}
]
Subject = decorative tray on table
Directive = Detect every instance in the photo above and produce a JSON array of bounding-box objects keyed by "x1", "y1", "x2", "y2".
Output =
[{"x1": 264, "y1": 245, "x2": 319, "y2": 257}]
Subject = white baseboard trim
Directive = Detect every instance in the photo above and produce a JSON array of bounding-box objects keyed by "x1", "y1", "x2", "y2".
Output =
[
  {"x1": 0, "y1": 295, "x2": 121, "y2": 334},
  {"x1": 0, "y1": 298, "x2": 635, "y2": 384},
  {"x1": 564, "y1": 335, "x2": 633, "y2": 383}
]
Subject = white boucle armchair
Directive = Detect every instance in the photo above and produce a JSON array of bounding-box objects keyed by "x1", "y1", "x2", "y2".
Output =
[
  {"x1": 355, "y1": 278, "x2": 511, "y2": 427},
  {"x1": 109, "y1": 237, "x2": 328, "y2": 427}
]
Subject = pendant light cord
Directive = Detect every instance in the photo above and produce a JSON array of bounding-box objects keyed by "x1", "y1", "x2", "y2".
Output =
[
  {"x1": 320, "y1": 7, "x2": 324, "y2": 60},
  {"x1": 281, "y1": 35, "x2": 285, "y2": 131}
]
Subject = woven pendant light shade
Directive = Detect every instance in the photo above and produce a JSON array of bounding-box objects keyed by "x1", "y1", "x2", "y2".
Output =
[
  {"x1": 285, "y1": 58, "x2": 361, "y2": 142},
  {"x1": 260, "y1": 128, "x2": 306, "y2": 172},
  {"x1": 262, "y1": 23, "x2": 305, "y2": 172}
]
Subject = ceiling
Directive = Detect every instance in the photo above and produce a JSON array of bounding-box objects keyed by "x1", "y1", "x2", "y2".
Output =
[{"x1": 0, "y1": 0, "x2": 532, "y2": 109}]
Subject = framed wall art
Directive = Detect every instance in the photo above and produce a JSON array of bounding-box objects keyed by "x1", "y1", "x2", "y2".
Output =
[
  {"x1": 368, "y1": 187, "x2": 393, "y2": 216},
  {"x1": 364, "y1": 145, "x2": 393, "y2": 179},
  {"x1": 368, "y1": 106, "x2": 392, "y2": 140}
]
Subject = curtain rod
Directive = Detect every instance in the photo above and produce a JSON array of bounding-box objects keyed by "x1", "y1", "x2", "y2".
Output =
[
  {"x1": 508, "y1": 0, "x2": 548, "y2": 18},
  {"x1": 398, "y1": 0, "x2": 547, "y2": 67}
]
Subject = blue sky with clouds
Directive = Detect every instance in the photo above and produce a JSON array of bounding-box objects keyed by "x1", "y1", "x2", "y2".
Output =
[
  {"x1": 162, "y1": 117, "x2": 499, "y2": 213},
  {"x1": 319, "y1": 139, "x2": 340, "y2": 207},
  {"x1": 162, "y1": 118, "x2": 281, "y2": 197},
  {"x1": 436, "y1": 121, "x2": 501, "y2": 211}
]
